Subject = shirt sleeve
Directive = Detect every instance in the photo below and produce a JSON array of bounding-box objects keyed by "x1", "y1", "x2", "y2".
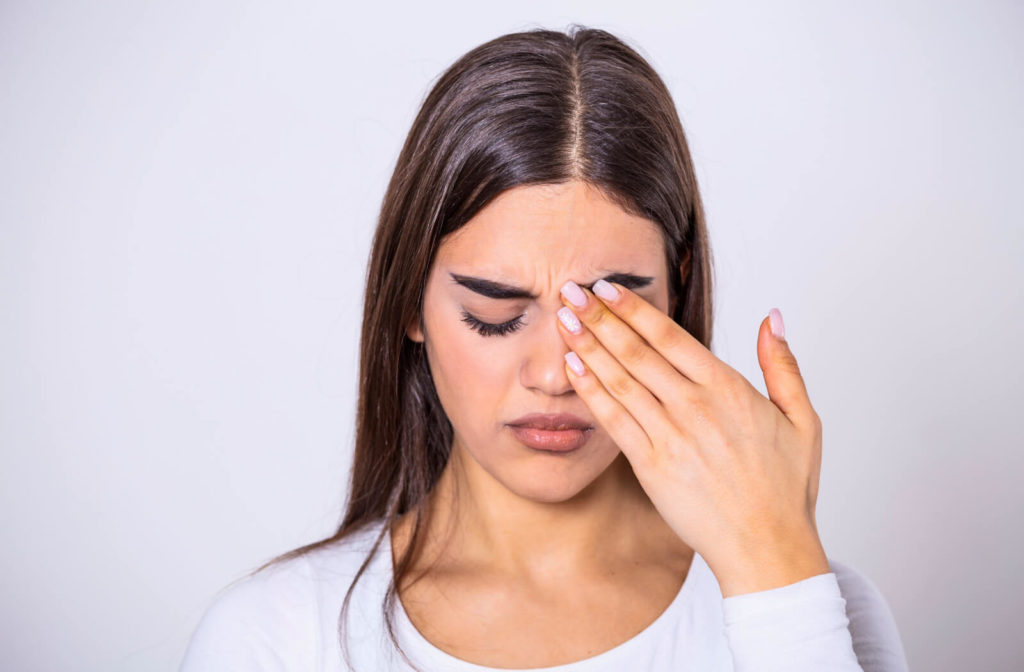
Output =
[
  {"x1": 179, "y1": 557, "x2": 320, "y2": 672},
  {"x1": 830, "y1": 559, "x2": 910, "y2": 672},
  {"x1": 721, "y1": 558, "x2": 908, "y2": 672}
]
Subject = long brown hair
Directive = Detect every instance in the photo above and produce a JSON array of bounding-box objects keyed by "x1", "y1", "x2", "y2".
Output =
[{"x1": 251, "y1": 24, "x2": 715, "y2": 671}]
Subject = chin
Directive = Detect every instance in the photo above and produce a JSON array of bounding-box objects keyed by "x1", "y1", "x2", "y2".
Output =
[
  {"x1": 505, "y1": 483, "x2": 590, "y2": 506},
  {"x1": 511, "y1": 454, "x2": 620, "y2": 503}
]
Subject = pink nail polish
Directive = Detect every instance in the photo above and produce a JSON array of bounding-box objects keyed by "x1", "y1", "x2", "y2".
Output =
[
  {"x1": 593, "y1": 279, "x2": 619, "y2": 301},
  {"x1": 558, "y1": 306, "x2": 582, "y2": 334},
  {"x1": 565, "y1": 351, "x2": 585, "y2": 376},
  {"x1": 769, "y1": 308, "x2": 786, "y2": 340},
  {"x1": 560, "y1": 281, "x2": 587, "y2": 308}
]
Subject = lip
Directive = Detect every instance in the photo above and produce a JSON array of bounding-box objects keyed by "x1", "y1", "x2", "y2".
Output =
[
  {"x1": 507, "y1": 413, "x2": 595, "y2": 453},
  {"x1": 507, "y1": 413, "x2": 593, "y2": 431},
  {"x1": 508, "y1": 425, "x2": 594, "y2": 452}
]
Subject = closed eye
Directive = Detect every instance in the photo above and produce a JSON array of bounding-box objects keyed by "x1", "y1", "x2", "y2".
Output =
[{"x1": 460, "y1": 310, "x2": 524, "y2": 337}]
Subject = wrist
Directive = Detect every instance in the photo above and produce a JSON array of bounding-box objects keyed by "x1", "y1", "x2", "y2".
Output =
[{"x1": 712, "y1": 532, "x2": 831, "y2": 598}]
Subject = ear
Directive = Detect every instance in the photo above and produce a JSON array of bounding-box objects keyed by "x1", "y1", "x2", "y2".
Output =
[
  {"x1": 679, "y1": 247, "x2": 692, "y2": 285},
  {"x1": 406, "y1": 314, "x2": 425, "y2": 343},
  {"x1": 670, "y1": 248, "x2": 692, "y2": 315}
]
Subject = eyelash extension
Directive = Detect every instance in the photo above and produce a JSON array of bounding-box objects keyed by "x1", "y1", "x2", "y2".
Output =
[{"x1": 460, "y1": 310, "x2": 524, "y2": 337}]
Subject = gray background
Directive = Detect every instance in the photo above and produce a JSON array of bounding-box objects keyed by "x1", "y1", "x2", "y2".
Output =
[{"x1": 2, "y1": 1, "x2": 1021, "y2": 670}]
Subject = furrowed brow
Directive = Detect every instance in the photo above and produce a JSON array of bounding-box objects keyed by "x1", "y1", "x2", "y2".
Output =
[{"x1": 448, "y1": 272, "x2": 654, "y2": 300}]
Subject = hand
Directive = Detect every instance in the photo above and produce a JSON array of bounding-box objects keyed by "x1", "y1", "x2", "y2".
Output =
[{"x1": 556, "y1": 279, "x2": 830, "y2": 597}]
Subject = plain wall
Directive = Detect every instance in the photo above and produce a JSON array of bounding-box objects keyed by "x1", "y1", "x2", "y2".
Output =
[{"x1": 1, "y1": 1, "x2": 1021, "y2": 670}]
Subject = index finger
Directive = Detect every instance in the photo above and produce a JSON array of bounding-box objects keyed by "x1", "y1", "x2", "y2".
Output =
[{"x1": 590, "y1": 280, "x2": 718, "y2": 386}]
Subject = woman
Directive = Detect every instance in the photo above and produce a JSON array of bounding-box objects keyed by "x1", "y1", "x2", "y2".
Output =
[{"x1": 181, "y1": 25, "x2": 908, "y2": 671}]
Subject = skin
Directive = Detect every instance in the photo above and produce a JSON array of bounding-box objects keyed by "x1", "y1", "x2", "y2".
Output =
[{"x1": 396, "y1": 179, "x2": 828, "y2": 666}]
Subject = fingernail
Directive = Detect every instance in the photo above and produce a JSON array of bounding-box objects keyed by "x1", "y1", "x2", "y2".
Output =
[
  {"x1": 558, "y1": 306, "x2": 582, "y2": 334},
  {"x1": 565, "y1": 351, "x2": 585, "y2": 376},
  {"x1": 593, "y1": 279, "x2": 619, "y2": 302},
  {"x1": 769, "y1": 308, "x2": 786, "y2": 341},
  {"x1": 560, "y1": 280, "x2": 587, "y2": 307}
]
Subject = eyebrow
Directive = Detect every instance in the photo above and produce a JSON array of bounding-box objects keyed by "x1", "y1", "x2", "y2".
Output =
[{"x1": 448, "y1": 272, "x2": 655, "y2": 300}]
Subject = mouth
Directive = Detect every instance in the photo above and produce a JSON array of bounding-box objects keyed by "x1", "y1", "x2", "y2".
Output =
[
  {"x1": 507, "y1": 412, "x2": 593, "y2": 431},
  {"x1": 507, "y1": 426, "x2": 593, "y2": 452}
]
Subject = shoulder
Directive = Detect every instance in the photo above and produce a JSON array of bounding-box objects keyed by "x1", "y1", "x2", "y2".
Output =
[
  {"x1": 180, "y1": 521, "x2": 389, "y2": 671},
  {"x1": 180, "y1": 553, "x2": 320, "y2": 671},
  {"x1": 828, "y1": 557, "x2": 910, "y2": 672}
]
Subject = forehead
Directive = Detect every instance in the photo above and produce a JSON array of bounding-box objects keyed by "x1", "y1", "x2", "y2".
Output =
[{"x1": 436, "y1": 182, "x2": 665, "y2": 270}]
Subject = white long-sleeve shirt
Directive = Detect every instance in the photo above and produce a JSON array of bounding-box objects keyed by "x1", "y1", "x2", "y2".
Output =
[{"x1": 180, "y1": 518, "x2": 908, "y2": 671}]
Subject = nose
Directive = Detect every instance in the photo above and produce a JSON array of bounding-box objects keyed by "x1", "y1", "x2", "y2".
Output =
[{"x1": 519, "y1": 310, "x2": 577, "y2": 397}]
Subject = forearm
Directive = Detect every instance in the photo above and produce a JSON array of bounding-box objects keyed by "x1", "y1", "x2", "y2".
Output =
[{"x1": 722, "y1": 569, "x2": 864, "y2": 672}]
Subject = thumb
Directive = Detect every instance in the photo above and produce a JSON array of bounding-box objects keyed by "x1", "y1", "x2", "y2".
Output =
[{"x1": 757, "y1": 308, "x2": 814, "y2": 426}]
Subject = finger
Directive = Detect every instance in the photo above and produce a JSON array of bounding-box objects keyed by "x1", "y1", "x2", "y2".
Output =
[
  {"x1": 580, "y1": 280, "x2": 719, "y2": 386},
  {"x1": 563, "y1": 351, "x2": 654, "y2": 465},
  {"x1": 557, "y1": 308, "x2": 681, "y2": 453},
  {"x1": 558, "y1": 282, "x2": 699, "y2": 404},
  {"x1": 756, "y1": 308, "x2": 817, "y2": 429}
]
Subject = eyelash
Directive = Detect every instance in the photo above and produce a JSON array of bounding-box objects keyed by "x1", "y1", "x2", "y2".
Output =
[{"x1": 460, "y1": 310, "x2": 525, "y2": 337}]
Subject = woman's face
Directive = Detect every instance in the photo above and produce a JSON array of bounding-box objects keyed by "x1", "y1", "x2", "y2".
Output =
[{"x1": 407, "y1": 180, "x2": 674, "y2": 503}]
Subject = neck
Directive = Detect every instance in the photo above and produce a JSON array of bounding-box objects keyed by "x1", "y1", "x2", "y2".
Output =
[{"x1": 402, "y1": 441, "x2": 689, "y2": 583}]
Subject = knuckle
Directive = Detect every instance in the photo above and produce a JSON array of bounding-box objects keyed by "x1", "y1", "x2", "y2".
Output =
[
  {"x1": 620, "y1": 338, "x2": 649, "y2": 367},
  {"x1": 656, "y1": 323, "x2": 686, "y2": 351},
  {"x1": 688, "y1": 394, "x2": 712, "y2": 426},
  {"x1": 606, "y1": 372, "x2": 636, "y2": 398},
  {"x1": 617, "y1": 299, "x2": 641, "y2": 323},
  {"x1": 720, "y1": 370, "x2": 746, "y2": 402},
  {"x1": 694, "y1": 355, "x2": 720, "y2": 384},
  {"x1": 588, "y1": 306, "x2": 613, "y2": 329},
  {"x1": 809, "y1": 409, "x2": 823, "y2": 434},
  {"x1": 777, "y1": 351, "x2": 803, "y2": 376},
  {"x1": 576, "y1": 336, "x2": 601, "y2": 358}
]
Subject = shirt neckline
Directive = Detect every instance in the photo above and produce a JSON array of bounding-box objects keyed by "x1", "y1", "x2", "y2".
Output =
[{"x1": 382, "y1": 520, "x2": 702, "y2": 672}]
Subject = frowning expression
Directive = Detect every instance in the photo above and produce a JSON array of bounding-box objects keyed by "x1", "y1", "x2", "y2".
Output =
[{"x1": 407, "y1": 180, "x2": 673, "y2": 502}]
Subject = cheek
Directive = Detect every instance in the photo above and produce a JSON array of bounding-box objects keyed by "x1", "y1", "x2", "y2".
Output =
[{"x1": 426, "y1": 309, "x2": 515, "y2": 430}]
